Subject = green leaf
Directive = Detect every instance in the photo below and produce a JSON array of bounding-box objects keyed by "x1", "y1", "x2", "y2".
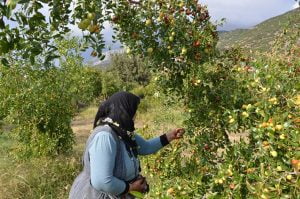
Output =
[
  {"x1": 0, "y1": 17, "x2": 5, "y2": 29},
  {"x1": 18, "y1": 0, "x2": 30, "y2": 3},
  {"x1": 0, "y1": 40, "x2": 10, "y2": 54},
  {"x1": 129, "y1": 191, "x2": 144, "y2": 198},
  {"x1": 99, "y1": 54, "x2": 105, "y2": 60},
  {"x1": 32, "y1": 12, "x2": 46, "y2": 22},
  {"x1": 19, "y1": 13, "x2": 28, "y2": 25},
  {"x1": 33, "y1": 1, "x2": 43, "y2": 10},
  {"x1": 31, "y1": 44, "x2": 42, "y2": 55},
  {"x1": 30, "y1": 55, "x2": 35, "y2": 65},
  {"x1": 1, "y1": 58, "x2": 9, "y2": 67},
  {"x1": 45, "y1": 55, "x2": 60, "y2": 63}
]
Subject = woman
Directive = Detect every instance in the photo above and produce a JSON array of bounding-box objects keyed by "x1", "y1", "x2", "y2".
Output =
[{"x1": 69, "y1": 91, "x2": 185, "y2": 199}]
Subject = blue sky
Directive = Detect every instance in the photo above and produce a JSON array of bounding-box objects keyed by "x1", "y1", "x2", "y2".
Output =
[{"x1": 200, "y1": 0, "x2": 299, "y2": 30}]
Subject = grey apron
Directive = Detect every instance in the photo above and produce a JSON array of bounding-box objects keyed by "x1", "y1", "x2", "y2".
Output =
[{"x1": 69, "y1": 125, "x2": 134, "y2": 199}]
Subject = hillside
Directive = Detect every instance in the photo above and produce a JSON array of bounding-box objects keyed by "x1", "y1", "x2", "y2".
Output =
[{"x1": 217, "y1": 8, "x2": 300, "y2": 51}]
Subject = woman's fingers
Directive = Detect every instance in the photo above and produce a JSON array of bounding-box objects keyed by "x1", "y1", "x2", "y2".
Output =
[
  {"x1": 175, "y1": 128, "x2": 185, "y2": 138},
  {"x1": 166, "y1": 128, "x2": 185, "y2": 142},
  {"x1": 134, "y1": 177, "x2": 149, "y2": 193},
  {"x1": 130, "y1": 178, "x2": 147, "y2": 192}
]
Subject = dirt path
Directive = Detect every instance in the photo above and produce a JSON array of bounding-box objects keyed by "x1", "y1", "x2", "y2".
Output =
[{"x1": 71, "y1": 118, "x2": 94, "y2": 151}]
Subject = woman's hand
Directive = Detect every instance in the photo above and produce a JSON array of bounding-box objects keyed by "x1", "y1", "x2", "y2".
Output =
[
  {"x1": 129, "y1": 176, "x2": 148, "y2": 193},
  {"x1": 166, "y1": 128, "x2": 185, "y2": 142}
]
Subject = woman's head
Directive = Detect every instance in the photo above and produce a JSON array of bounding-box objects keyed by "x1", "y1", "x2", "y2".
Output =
[{"x1": 93, "y1": 91, "x2": 141, "y2": 132}]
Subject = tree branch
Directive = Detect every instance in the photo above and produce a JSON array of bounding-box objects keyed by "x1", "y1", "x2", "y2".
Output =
[{"x1": 128, "y1": 0, "x2": 141, "y2": 5}]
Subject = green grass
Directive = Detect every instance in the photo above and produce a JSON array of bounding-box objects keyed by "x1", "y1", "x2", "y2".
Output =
[
  {"x1": 0, "y1": 133, "x2": 14, "y2": 168},
  {"x1": 0, "y1": 129, "x2": 82, "y2": 199},
  {"x1": 74, "y1": 105, "x2": 98, "y2": 121},
  {"x1": 135, "y1": 96, "x2": 187, "y2": 138}
]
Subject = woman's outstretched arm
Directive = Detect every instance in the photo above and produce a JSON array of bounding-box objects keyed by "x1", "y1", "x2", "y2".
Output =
[
  {"x1": 135, "y1": 128, "x2": 185, "y2": 155},
  {"x1": 135, "y1": 133, "x2": 169, "y2": 155}
]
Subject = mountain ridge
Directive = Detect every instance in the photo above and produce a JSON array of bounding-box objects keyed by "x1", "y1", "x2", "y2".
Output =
[{"x1": 217, "y1": 8, "x2": 300, "y2": 51}]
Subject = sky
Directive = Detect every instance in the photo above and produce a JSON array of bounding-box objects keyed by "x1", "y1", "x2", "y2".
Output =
[{"x1": 200, "y1": 0, "x2": 299, "y2": 30}]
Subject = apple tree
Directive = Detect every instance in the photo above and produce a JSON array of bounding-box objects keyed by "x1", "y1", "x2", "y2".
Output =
[{"x1": 139, "y1": 23, "x2": 300, "y2": 198}]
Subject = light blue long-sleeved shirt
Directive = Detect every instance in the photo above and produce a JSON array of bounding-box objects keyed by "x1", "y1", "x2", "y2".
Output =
[{"x1": 88, "y1": 131, "x2": 165, "y2": 195}]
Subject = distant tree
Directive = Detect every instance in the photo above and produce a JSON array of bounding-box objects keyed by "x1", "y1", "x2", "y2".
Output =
[{"x1": 109, "y1": 53, "x2": 151, "y2": 86}]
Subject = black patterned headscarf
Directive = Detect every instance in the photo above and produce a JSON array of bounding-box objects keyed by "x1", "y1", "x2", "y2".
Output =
[{"x1": 93, "y1": 91, "x2": 141, "y2": 157}]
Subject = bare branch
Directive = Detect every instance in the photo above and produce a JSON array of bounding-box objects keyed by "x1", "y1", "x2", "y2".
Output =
[{"x1": 128, "y1": 0, "x2": 141, "y2": 5}]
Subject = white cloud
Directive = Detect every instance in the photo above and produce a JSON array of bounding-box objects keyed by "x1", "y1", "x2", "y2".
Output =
[
  {"x1": 293, "y1": 2, "x2": 300, "y2": 9},
  {"x1": 199, "y1": 0, "x2": 296, "y2": 30}
]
